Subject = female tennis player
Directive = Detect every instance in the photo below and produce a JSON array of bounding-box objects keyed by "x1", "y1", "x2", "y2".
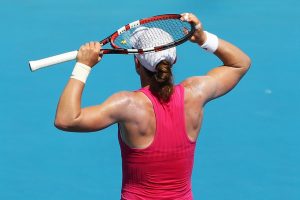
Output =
[{"x1": 55, "y1": 13, "x2": 251, "y2": 199}]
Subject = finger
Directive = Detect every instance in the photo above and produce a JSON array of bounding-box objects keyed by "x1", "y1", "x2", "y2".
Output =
[
  {"x1": 195, "y1": 23, "x2": 202, "y2": 30},
  {"x1": 98, "y1": 49, "x2": 104, "y2": 61},
  {"x1": 80, "y1": 43, "x2": 88, "y2": 51},
  {"x1": 91, "y1": 41, "x2": 97, "y2": 49},
  {"x1": 90, "y1": 42, "x2": 96, "y2": 48},
  {"x1": 95, "y1": 42, "x2": 101, "y2": 51},
  {"x1": 184, "y1": 13, "x2": 189, "y2": 21},
  {"x1": 183, "y1": 27, "x2": 189, "y2": 35},
  {"x1": 189, "y1": 13, "x2": 201, "y2": 25},
  {"x1": 180, "y1": 13, "x2": 190, "y2": 21},
  {"x1": 98, "y1": 54, "x2": 103, "y2": 62},
  {"x1": 99, "y1": 48, "x2": 104, "y2": 55},
  {"x1": 79, "y1": 45, "x2": 85, "y2": 50}
]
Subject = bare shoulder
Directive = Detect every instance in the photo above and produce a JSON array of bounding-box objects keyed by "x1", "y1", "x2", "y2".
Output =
[
  {"x1": 106, "y1": 91, "x2": 134, "y2": 107},
  {"x1": 108, "y1": 90, "x2": 151, "y2": 122},
  {"x1": 181, "y1": 76, "x2": 218, "y2": 104},
  {"x1": 111, "y1": 90, "x2": 150, "y2": 106}
]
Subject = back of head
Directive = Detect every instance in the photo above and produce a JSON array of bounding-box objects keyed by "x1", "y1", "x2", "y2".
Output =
[{"x1": 130, "y1": 27, "x2": 176, "y2": 102}]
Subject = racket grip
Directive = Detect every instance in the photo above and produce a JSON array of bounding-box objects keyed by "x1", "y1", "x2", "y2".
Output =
[{"x1": 29, "y1": 50, "x2": 78, "y2": 71}]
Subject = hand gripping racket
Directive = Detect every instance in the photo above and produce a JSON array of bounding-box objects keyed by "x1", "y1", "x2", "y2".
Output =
[{"x1": 29, "y1": 14, "x2": 195, "y2": 72}]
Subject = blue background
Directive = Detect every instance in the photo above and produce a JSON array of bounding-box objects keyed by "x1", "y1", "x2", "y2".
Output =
[{"x1": 1, "y1": 0, "x2": 299, "y2": 199}]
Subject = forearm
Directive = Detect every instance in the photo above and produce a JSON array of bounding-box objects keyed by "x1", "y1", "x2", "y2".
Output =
[
  {"x1": 55, "y1": 79, "x2": 84, "y2": 129},
  {"x1": 181, "y1": 13, "x2": 251, "y2": 71},
  {"x1": 203, "y1": 34, "x2": 251, "y2": 98},
  {"x1": 181, "y1": 13, "x2": 251, "y2": 100},
  {"x1": 214, "y1": 38, "x2": 251, "y2": 70},
  {"x1": 54, "y1": 42, "x2": 101, "y2": 130},
  {"x1": 196, "y1": 30, "x2": 251, "y2": 72}
]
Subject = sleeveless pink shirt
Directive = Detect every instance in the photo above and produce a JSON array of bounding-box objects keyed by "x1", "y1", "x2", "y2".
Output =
[{"x1": 118, "y1": 85, "x2": 196, "y2": 200}]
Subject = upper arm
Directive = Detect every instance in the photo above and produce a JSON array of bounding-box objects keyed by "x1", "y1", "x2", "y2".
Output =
[
  {"x1": 205, "y1": 63, "x2": 250, "y2": 99},
  {"x1": 181, "y1": 63, "x2": 250, "y2": 105},
  {"x1": 181, "y1": 76, "x2": 217, "y2": 106},
  {"x1": 182, "y1": 35, "x2": 251, "y2": 104},
  {"x1": 58, "y1": 91, "x2": 133, "y2": 132},
  {"x1": 205, "y1": 38, "x2": 251, "y2": 99}
]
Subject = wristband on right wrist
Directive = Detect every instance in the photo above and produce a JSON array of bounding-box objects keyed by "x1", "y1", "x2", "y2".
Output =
[
  {"x1": 70, "y1": 62, "x2": 91, "y2": 84},
  {"x1": 200, "y1": 31, "x2": 219, "y2": 53}
]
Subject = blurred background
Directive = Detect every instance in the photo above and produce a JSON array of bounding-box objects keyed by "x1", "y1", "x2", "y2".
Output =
[{"x1": 1, "y1": 0, "x2": 299, "y2": 199}]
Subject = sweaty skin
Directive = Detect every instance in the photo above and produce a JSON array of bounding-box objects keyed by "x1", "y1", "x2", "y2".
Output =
[
  {"x1": 54, "y1": 13, "x2": 251, "y2": 199},
  {"x1": 54, "y1": 13, "x2": 251, "y2": 148}
]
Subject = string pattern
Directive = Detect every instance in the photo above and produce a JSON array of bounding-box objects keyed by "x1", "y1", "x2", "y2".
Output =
[{"x1": 113, "y1": 19, "x2": 192, "y2": 50}]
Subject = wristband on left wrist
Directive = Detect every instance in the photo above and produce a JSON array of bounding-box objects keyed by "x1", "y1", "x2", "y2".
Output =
[{"x1": 200, "y1": 31, "x2": 219, "y2": 53}]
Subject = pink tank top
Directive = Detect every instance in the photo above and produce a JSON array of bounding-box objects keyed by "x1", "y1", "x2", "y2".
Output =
[{"x1": 118, "y1": 84, "x2": 196, "y2": 200}]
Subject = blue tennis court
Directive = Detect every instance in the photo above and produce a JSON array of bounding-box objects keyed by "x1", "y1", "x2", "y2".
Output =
[{"x1": 1, "y1": 0, "x2": 300, "y2": 199}]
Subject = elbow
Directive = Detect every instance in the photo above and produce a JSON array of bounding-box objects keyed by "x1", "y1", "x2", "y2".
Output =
[
  {"x1": 54, "y1": 118, "x2": 70, "y2": 131},
  {"x1": 241, "y1": 55, "x2": 252, "y2": 70},
  {"x1": 245, "y1": 55, "x2": 252, "y2": 69},
  {"x1": 54, "y1": 116, "x2": 78, "y2": 131},
  {"x1": 233, "y1": 55, "x2": 251, "y2": 73}
]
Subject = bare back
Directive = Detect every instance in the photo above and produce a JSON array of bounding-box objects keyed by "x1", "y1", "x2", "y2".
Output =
[
  {"x1": 119, "y1": 81, "x2": 207, "y2": 149},
  {"x1": 54, "y1": 16, "x2": 251, "y2": 144}
]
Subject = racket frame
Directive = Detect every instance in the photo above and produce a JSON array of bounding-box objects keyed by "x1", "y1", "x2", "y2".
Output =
[
  {"x1": 101, "y1": 14, "x2": 196, "y2": 54},
  {"x1": 29, "y1": 14, "x2": 195, "y2": 71}
]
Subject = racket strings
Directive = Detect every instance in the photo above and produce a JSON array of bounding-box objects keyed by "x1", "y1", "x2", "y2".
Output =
[{"x1": 113, "y1": 19, "x2": 192, "y2": 50}]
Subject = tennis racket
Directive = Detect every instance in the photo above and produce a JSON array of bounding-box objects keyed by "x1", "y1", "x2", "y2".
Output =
[{"x1": 29, "y1": 14, "x2": 195, "y2": 72}]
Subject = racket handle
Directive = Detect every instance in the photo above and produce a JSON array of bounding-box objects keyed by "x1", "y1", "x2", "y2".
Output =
[{"x1": 29, "y1": 50, "x2": 78, "y2": 71}]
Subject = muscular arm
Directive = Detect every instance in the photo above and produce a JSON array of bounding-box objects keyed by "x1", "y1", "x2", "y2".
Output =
[
  {"x1": 181, "y1": 13, "x2": 251, "y2": 103},
  {"x1": 207, "y1": 38, "x2": 251, "y2": 99},
  {"x1": 54, "y1": 79, "x2": 85, "y2": 131},
  {"x1": 54, "y1": 81, "x2": 131, "y2": 132},
  {"x1": 54, "y1": 42, "x2": 131, "y2": 132}
]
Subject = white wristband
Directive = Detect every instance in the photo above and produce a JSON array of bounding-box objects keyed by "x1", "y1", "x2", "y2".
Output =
[
  {"x1": 70, "y1": 62, "x2": 91, "y2": 84},
  {"x1": 201, "y1": 31, "x2": 219, "y2": 53}
]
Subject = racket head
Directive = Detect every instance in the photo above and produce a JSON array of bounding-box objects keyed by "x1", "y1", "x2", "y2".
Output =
[{"x1": 102, "y1": 14, "x2": 195, "y2": 54}]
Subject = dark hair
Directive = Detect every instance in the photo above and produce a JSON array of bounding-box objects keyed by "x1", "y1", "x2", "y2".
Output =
[{"x1": 145, "y1": 60, "x2": 174, "y2": 102}]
